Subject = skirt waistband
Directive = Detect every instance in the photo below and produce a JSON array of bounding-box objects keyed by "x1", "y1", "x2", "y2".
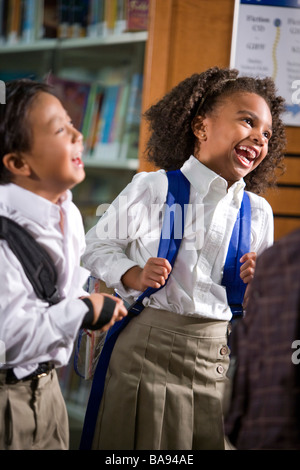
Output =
[{"x1": 133, "y1": 307, "x2": 229, "y2": 339}]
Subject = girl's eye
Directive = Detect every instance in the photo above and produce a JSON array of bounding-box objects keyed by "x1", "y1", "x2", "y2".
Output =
[
  {"x1": 56, "y1": 127, "x2": 64, "y2": 134},
  {"x1": 244, "y1": 118, "x2": 253, "y2": 126},
  {"x1": 263, "y1": 131, "x2": 271, "y2": 140}
]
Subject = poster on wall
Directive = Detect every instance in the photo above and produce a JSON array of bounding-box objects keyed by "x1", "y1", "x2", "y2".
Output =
[{"x1": 230, "y1": 0, "x2": 300, "y2": 126}]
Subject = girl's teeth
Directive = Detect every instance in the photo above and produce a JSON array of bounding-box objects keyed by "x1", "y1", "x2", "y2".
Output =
[{"x1": 238, "y1": 146, "x2": 256, "y2": 160}]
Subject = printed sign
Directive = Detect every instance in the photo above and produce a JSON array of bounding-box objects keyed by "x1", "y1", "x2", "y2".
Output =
[{"x1": 230, "y1": 0, "x2": 300, "y2": 126}]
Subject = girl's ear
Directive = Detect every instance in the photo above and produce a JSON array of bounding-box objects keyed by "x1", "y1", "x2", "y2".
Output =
[
  {"x1": 191, "y1": 116, "x2": 207, "y2": 141},
  {"x1": 2, "y1": 153, "x2": 31, "y2": 177}
]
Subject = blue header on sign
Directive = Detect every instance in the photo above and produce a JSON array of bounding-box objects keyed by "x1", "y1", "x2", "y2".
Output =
[{"x1": 241, "y1": 0, "x2": 300, "y2": 7}]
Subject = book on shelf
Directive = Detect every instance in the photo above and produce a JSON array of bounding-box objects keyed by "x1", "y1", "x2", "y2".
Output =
[
  {"x1": 119, "y1": 72, "x2": 143, "y2": 161},
  {"x1": 125, "y1": 0, "x2": 149, "y2": 32},
  {"x1": 0, "y1": 0, "x2": 55, "y2": 44},
  {"x1": 93, "y1": 83, "x2": 121, "y2": 160},
  {"x1": 6, "y1": 0, "x2": 22, "y2": 44},
  {"x1": 87, "y1": 0, "x2": 104, "y2": 37},
  {"x1": 48, "y1": 73, "x2": 91, "y2": 131},
  {"x1": 22, "y1": 0, "x2": 36, "y2": 43},
  {"x1": 89, "y1": 67, "x2": 134, "y2": 162},
  {"x1": 58, "y1": 0, "x2": 89, "y2": 39},
  {"x1": 48, "y1": 68, "x2": 143, "y2": 165},
  {"x1": 0, "y1": 0, "x2": 149, "y2": 45}
]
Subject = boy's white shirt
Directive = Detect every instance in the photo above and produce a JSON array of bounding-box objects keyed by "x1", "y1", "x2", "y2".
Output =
[
  {"x1": 0, "y1": 183, "x2": 90, "y2": 379},
  {"x1": 83, "y1": 155, "x2": 274, "y2": 321}
]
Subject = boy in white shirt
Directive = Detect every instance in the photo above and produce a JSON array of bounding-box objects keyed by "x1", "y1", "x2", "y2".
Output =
[{"x1": 0, "y1": 79, "x2": 127, "y2": 450}]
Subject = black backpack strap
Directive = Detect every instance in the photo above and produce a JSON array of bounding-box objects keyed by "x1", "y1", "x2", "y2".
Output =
[{"x1": 0, "y1": 216, "x2": 61, "y2": 305}]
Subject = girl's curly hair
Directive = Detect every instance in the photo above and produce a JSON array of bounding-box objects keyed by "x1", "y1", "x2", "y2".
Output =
[{"x1": 143, "y1": 66, "x2": 286, "y2": 194}]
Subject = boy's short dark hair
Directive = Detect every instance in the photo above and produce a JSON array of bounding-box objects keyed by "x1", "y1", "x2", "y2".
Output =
[{"x1": 0, "y1": 79, "x2": 52, "y2": 184}]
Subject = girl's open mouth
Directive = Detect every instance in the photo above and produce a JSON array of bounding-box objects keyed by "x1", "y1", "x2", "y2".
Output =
[{"x1": 234, "y1": 145, "x2": 258, "y2": 168}]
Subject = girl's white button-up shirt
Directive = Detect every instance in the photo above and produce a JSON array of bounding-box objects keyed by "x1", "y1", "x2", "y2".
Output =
[{"x1": 83, "y1": 156, "x2": 273, "y2": 321}]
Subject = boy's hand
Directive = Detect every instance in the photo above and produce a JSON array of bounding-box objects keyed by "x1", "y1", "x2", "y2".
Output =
[
  {"x1": 240, "y1": 252, "x2": 257, "y2": 284},
  {"x1": 101, "y1": 293, "x2": 127, "y2": 331},
  {"x1": 121, "y1": 257, "x2": 172, "y2": 291},
  {"x1": 88, "y1": 293, "x2": 127, "y2": 331}
]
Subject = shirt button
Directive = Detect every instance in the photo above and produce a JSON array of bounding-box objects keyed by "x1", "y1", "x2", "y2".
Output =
[{"x1": 216, "y1": 365, "x2": 224, "y2": 375}]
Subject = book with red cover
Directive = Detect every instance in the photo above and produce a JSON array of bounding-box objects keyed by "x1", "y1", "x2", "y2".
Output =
[{"x1": 126, "y1": 0, "x2": 149, "y2": 32}]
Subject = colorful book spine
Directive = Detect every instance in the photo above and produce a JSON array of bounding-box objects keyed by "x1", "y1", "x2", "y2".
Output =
[
  {"x1": 126, "y1": 0, "x2": 149, "y2": 32},
  {"x1": 103, "y1": 0, "x2": 117, "y2": 35},
  {"x1": 101, "y1": 84, "x2": 120, "y2": 143},
  {"x1": 109, "y1": 79, "x2": 130, "y2": 144},
  {"x1": 7, "y1": 0, "x2": 22, "y2": 43},
  {"x1": 87, "y1": 0, "x2": 99, "y2": 37},
  {"x1": 114, "y1": 0, "x2": 126, "y2": 34},
  {"x1": 119, "y1": 72, "x2": 143, "y2": 160},
  {"x1": 21, "y1": 0, "x2": 36, "y2": 43}
]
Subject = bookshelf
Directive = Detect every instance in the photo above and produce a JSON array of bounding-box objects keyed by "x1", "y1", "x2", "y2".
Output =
[
  {"x1": 0, "y1": 2, "x2": 148, "y2": 235},
  {"x1": 0, "y1": 30, "x2": 147, "y2": 51},
  {"x1": 0, "y1": 0, "x2": 149, "y2": 446}
]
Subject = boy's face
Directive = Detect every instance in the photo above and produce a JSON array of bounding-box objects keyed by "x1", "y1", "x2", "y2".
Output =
[
  {"x1": 21, "y1": 91, "x2": 85, "y2": 202},
  {"x1": 194, "y1": 92, "x2": 272, "y2": 187}
]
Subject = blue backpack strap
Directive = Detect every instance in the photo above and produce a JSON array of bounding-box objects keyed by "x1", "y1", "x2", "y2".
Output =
[
  {"x1": 222, "y1": 191, "x2": 251, "y2": 318},
  {"x1": 79, "y1": 169, "x2": 190, "y2": 450}
]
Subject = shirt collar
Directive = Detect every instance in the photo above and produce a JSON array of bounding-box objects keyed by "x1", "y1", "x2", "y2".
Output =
[
  {"x1": 0, "y1": 183, "x2": 72, "y2": 226},
  {"x1": 181, "y1": 155, "x2": 245, "y2": 199}
]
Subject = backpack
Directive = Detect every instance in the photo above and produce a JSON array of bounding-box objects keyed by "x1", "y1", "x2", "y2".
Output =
[{"x1": 0, "y1": 216, "x2": 61, "y2": 305}]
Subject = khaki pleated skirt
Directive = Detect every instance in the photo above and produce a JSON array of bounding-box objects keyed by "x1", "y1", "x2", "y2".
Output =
[{"x1": 92, "y1": 307, "x2": 230, "y2": 450}]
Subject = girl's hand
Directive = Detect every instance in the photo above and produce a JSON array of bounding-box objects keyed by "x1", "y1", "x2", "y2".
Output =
[
  {"x1": 240, "y1": 252, "x2": 257, "y2": 284},
  {"x1": 140, "y1": 257, "x2": 172, "y2": 290},
  {"x1": 121, "y1": 257, "x2": 172, "y2": 292},
  {"x1": 240, "y1": 252, "x2": 257, "y2": 310}
]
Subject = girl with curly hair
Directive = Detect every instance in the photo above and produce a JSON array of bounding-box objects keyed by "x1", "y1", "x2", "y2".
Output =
[{"x1": 81, "y1": 67, "x2": 286, "y2": 450}]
